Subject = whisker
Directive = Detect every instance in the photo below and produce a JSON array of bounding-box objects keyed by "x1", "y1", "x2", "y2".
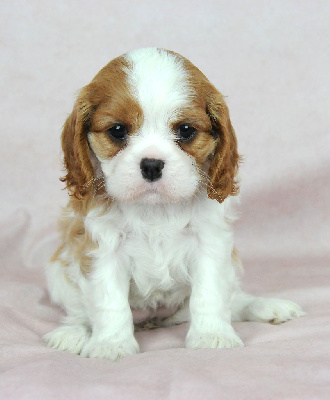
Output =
[
  {"x1": 196, "y1": 166, "x2": 223, "y2": 203},
  {"x1": 87, "y1": 175, "x2": 106, "y2": 198},
  {"x1": 82, "y1": 178, "x2": 94, "y2": 188}
]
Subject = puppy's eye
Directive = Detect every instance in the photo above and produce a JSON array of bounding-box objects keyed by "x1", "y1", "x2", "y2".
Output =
[
  {"x1": 107, "y1": 124, "x2": 128, "y2": 141},
  {"x1": 177, "y1": 124, "x2": 197, "y2": 141}
]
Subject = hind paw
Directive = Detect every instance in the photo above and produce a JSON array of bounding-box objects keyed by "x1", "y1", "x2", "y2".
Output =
[{"x1": 244, "y1": 297, "x2": 305, "y2": 324}]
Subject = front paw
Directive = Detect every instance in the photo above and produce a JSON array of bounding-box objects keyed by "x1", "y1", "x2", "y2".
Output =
[
  {"x1": 44, "y1": 324, "x2": 90, "y2": 355},
  {"x1": 186, "y1": 326, "x2": 244, "y2": 349},
  {"x1": 80, "y1": 335, "x2": 139, "y2": 360}
]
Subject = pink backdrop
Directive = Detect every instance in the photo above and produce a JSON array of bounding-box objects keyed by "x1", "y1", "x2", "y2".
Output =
[{"x1": 1, "y1": 1, "x2": 329, "y2": 398}]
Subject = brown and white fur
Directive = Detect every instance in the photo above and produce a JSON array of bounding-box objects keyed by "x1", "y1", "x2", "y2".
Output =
[{"x1": 44, "y1": 48, "x2": 304, "y2": 360}]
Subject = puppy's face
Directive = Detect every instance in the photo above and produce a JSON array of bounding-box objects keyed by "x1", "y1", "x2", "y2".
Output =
[{"x1": 61, "y1": 48, "x2": 240, "y2": 204}]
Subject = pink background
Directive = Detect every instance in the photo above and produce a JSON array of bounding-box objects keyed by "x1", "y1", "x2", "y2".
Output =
[{"x1": 1, "y1": 1, "x2": 329, "y2": 398}]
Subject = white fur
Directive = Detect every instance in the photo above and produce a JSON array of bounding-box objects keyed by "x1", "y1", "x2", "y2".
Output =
[
  {"x1": 44, "y1": 48, "x2": 304, "y2": 359},
  {"x1": 126, "y1": 48, "x2": 193, "y2": 123}
]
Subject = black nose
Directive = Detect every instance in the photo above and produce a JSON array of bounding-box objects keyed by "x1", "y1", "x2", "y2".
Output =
[{"x1": 140, "y1": 158, "x2": 165, "y2": 182}]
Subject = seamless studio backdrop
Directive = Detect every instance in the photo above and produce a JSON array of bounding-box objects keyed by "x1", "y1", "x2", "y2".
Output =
[{"x1": 1, "y1": 1, "x2": 329, "y2": 399}]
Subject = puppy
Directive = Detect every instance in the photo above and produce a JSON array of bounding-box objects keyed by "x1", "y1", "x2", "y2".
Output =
[{"x1": 44, "y1": 48, "x2": 304, "y2": 359}]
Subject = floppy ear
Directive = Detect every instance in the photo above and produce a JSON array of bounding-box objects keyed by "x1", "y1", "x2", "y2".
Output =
[
  {"x1": 60, "y1": 94, "x2": 95, "y2": 199},
  {"x1": 207, "y1": 92, "x2": 240, "y2": 203}
]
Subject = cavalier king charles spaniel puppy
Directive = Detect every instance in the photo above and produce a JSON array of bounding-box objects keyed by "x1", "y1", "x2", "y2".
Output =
[{"x1": 44, "y1": 48, "x2": 304, "y2": 359}]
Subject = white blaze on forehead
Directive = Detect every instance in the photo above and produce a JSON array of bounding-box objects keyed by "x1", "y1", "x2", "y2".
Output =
[{"x1": 124, "y1": 48, "x2": 193, "y2": 127}]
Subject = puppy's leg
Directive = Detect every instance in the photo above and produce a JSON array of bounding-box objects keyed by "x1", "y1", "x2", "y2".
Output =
[
  {"x1": 186, "y1": 242, "x2": 243, "y2": 349},
  {"x1": 80, "y1": 258, "x2": 139, "y2": 360},
  {"x1": 44, "y1": 260, "x2": 91, "y2": 355},
  {"x1": 231, "y1": 291, "x2": 305, "y2": 324}
]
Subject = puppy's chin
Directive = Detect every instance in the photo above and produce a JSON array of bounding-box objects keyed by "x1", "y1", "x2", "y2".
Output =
[{"x1": 138, "y1": 191, "x2": 168, "y2": 205}]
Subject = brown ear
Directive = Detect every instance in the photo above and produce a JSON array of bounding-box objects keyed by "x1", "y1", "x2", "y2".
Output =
[
  {"x1": 207, "y1": 92, "x2": 240, "y2": 203},
  {"x1": 60, "y1": 96, "x2": 94, "y2": 199}
]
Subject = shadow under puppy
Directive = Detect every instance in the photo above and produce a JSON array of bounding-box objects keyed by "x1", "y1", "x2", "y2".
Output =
[{"x1": 44, "y1": 48, "x2": 304, "y2": 360}]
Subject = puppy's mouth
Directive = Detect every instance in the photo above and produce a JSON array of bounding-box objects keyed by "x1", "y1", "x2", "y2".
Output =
[
  {"x1": 118, "y1": 181, "x2": 178, "y2": 204},
  {"x1": 135, "y1": 182, "x2": 169, "y2": 203}
]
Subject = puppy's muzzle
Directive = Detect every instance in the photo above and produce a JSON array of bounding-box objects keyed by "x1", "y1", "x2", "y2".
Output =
[{"x1": 140, "y1": 158, "x2": 165, "y2": 182}]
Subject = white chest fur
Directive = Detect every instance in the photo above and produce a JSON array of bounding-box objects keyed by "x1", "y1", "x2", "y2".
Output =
[{"x1": 84, "y1": 194, "x2": 234, "y2": 310}]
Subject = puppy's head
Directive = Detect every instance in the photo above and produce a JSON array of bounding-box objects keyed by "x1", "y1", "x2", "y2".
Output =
[{"x1": 61, "y1": 48, "x2": 240, "y2": 204}]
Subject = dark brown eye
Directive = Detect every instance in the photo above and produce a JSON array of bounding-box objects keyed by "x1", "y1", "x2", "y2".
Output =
[
  {"x1": 107, "y1": 124, "x2": 128, "y2": 141},
  {"x1": 178, "y1": 124, "x2": 196, "y2": 141}
]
